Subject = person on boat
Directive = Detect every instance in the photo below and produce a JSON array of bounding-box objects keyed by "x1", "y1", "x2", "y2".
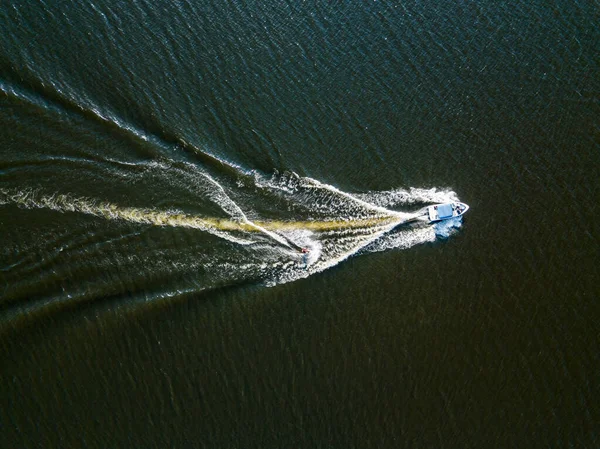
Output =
[{"x1": 301, "y1": 248, "x2": 309, "y2": 268}]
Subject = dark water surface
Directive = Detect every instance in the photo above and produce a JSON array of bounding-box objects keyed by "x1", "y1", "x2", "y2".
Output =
[{"x1": 1, "y1": 0, "x2": 599, "y2": 447}]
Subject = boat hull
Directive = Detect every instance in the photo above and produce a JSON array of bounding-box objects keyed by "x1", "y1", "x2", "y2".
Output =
[{"x1": 427, "y1": 202, "x2": 469, "y2": 223}]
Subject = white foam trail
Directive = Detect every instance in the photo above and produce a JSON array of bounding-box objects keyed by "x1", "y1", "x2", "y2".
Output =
[
  {"x1": 433, "y1": 216, "x2": 463, "y2": 238},
  {"x1": 2, "y1": 79, "x2": 469, "y2": 298},
  {"x1": 301, "y1": 177, "x2": 407, "y2": 218},
  {"x1": 268, "y1": 220, "x2": 401, "y2": 287},
  {"x1": 255, "y1": 171, "x2": 410, "y2": 219},
  {"x1": 356, "y1": 187, "x2": 458, "y2": 208},
  {"x1": 1, "y1": 171, "x2": 466, "y2": 293}
]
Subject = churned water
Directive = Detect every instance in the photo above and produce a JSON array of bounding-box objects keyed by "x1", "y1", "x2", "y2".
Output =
[{"x1": 1, "y1": 0, "x2": 598, "y2": 447}]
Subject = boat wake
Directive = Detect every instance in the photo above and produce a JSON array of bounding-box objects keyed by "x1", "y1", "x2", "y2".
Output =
[
  {"x1": 0, "y1": 79, "x2": 464, "y2": 310},
  {"x1": 0, "y1": 169, "x2": 461, "y2": 300}
]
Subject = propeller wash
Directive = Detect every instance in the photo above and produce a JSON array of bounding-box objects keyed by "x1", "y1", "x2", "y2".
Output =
[{"x1": 0, "y1": 171, "x2": 464, "y2": 299}]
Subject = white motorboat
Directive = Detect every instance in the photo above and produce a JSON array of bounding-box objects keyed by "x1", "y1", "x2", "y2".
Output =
[{"x1": 426, "y1": 202, "x2": 469, "y2": 223}]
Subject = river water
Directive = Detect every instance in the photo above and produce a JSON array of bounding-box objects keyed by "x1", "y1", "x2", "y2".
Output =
[{"x1": 1, "y1": 1, "x2": 598, "y2": 447}]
